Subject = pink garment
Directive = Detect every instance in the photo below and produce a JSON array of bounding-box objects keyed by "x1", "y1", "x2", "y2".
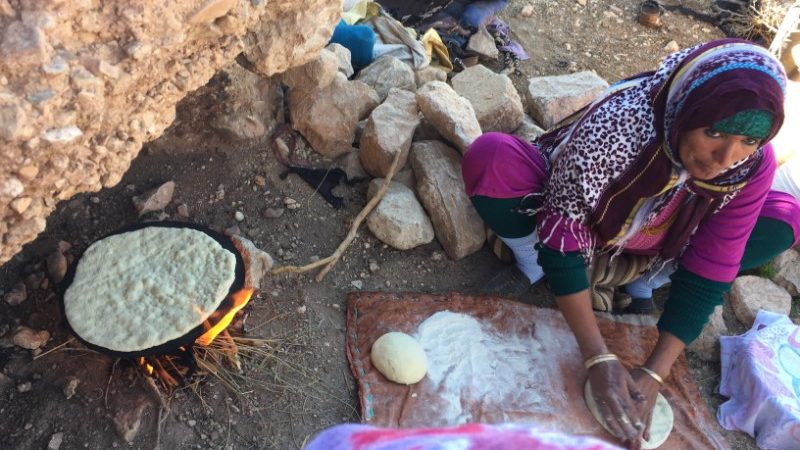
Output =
[
  {"x1": 462, "y1": 133, "x2": 800, "y2": 282},
  {"x1": 718, "y1": 310, "x2": 800, "y2": 450},
  {"x1": 306, "y1": 423, "x2": 624, "y2": 450}
]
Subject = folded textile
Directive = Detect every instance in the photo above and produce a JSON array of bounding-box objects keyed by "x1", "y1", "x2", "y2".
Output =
[
  {"x1": 305, "y1": 423, "x2": 624, "y2": 450},
  {"x1": 343, "y1": 0, "x2": 369, "y2": 25},
  {"x1": 421, "y1": 28, "x2": 453, "y2": 71},
  {"x1": 718, "y1": 310, "x2": 800, "y2": 450},
  {"x1": 368, "y1": 4, "x2": 429, "y2": 68}
]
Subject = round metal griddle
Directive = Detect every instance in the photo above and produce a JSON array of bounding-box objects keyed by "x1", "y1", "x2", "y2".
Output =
[{"x1": 59, "y1": 221, "x2": 246, "y2": 360}]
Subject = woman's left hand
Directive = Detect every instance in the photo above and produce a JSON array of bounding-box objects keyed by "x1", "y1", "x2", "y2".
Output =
[{"x1": 629, "y1": 368, "x2": 661, "y2": 441}]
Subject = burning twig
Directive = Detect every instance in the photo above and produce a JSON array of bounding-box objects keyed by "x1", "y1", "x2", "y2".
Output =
[
  {"x1": 220, "y1": 329, "x2": 242, "y2": 372},
  {"x1": 272, "y1": 148, "x2": 404, "y2": 281}
]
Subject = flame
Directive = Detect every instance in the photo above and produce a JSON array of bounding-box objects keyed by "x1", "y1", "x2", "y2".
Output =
[
  {"x1": 138, "y1": 357, "x2": 155, "y2": 376},
  {"x1": 196, "y1": 288, "x2": 254, "y2": 346}
]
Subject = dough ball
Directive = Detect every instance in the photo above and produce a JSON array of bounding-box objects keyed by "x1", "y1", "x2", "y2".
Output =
[
  {"x1": 584, "y1": 380, "x2": 673, "y2": 449},
  {"x1": 370, "y1": 332, "x2": 428, "y2": 385}
]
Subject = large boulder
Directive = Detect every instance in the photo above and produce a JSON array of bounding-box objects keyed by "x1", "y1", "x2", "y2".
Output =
[
  {"x1": 356, "y1": 55, "x2": 416, "y2": 102},
  {"x1": 527, "y1": 71, "x2": 609, "y2": 129},
  {"x1": 359, "y1": 88, "x2": 420, "y2": 178},
  {"x1": 410, "y1": 141, "x2": 485, "y2": 260},
  {"x1": 279, "y1": 48, "x2": 339, "y2": 92},
  {"x1": 366, "y1": 180, "x2": 434, "y2": 250},
  {"x1": 729, "y1": 275, "x2": 792, "y2": 327},
  {"x1": 326, "y1": 43, "x2": 354, "y2": 79},
  {"x1": 210, "y1": 62, "x2": 283, "y2": 140},
  {"x1": 0, "y1": 0, "x2": 342, "y2": 265},
  {"x1": 512, "y1": 115, "x2": 546, "y2": 142},
  {"x1": 451, "y1": 64, "x2": 524, "y2": 133},
  {"x1": 289, "y1": 72, "x2": 380, "y2": 158},
  {"x1": 416, "y1": 81, "x2": 482, "y2": 153},
  {"x1": 772, "y1": 248, "x2": 800, "y2": 296}
]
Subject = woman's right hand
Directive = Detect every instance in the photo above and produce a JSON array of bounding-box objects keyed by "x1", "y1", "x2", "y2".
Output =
[{"x1": 587, "y1": 359, "x2": 646, "y2": 447}]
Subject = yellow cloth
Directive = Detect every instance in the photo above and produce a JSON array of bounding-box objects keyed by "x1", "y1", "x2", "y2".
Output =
[
  {"x1": 421, "y1": 28, "x2": 453, "y2": 71},
  {"x1": 342, "y1": 0, "x2": 369, "y2": 25}
]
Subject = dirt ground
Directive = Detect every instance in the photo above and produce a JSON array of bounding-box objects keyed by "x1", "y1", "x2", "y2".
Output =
[{"x1": 0, "y1": 1, "x2": 777, "y2": 449}]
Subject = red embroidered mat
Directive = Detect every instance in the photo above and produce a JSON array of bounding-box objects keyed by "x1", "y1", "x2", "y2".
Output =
[{"x1": 346, "y1": 292, "x2": 730, "y2": 450}]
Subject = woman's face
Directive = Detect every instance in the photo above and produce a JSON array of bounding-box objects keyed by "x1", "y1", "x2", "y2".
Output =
[{"x1": 677, "y1": 127, "x2": 761, "y2": 180}]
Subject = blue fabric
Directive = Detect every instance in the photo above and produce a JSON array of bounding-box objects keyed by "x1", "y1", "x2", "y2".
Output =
[
  {"x1": 330, "y1": 19, "x2": 376, "y2": 71},
  {"x1": 461, "y1": 0, "x2": 509, "y2": 29}
]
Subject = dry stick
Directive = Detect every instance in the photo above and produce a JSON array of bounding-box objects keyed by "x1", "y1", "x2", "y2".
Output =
[
  {"x1": 270, "y1": 147, "x2": 403, "y2": 279},
  {"x1": 315, "y1": 148, "x2": 404, "y2": 281},
  {"x1": 33, "y1": 337, "x2": 75, "y2": 360}
]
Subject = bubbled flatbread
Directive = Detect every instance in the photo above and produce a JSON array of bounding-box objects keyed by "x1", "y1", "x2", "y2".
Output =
[
  {"x1": 64, "y1": 227, "x2": 237, "y2": 352},
  {"x1": 584, "y1": 380, "x2": 673, "y2": 449}
]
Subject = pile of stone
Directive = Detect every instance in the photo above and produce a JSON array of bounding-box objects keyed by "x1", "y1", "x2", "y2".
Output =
[{"x1": 281, "y1": 45, "x2": 608, "y2": 260}]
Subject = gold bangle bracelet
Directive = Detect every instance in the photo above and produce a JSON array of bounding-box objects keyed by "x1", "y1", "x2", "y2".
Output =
[
  {"x1": 584, "y1": 353, "x2": 619, "y2": 370},
  {"x1": 636, "y1": 366, "x2": 665, "y2": 385}
]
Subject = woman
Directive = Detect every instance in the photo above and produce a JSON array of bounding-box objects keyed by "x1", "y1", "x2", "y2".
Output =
[{"x1": 462, "y1": 39, "x2": 798, "y2": 448}]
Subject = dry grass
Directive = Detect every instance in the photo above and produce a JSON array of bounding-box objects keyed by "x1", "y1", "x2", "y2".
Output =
[{"x1": 715, "y1": 0, "x2": 796, "y2": 43}]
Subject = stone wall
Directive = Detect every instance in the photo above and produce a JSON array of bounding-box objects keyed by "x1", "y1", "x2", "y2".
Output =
[{"x1": 0, "y1": 0, "x2": 342, "y2": 264}]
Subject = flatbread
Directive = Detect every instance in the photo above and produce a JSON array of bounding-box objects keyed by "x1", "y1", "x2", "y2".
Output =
[
  {"x1": 64, "y1": 227, "x2": 237, "y2": 352},
  {"x1": 584, "y1": 380, "x2": 673, "y2": 449}
]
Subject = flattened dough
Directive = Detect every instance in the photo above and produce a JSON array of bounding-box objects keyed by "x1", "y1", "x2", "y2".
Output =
[
  {"x1": 64, "y1": 227, "x2": 237, "y2": 352},
  {"x1": 584, "y1": 380, "x2": 673, "y2": 449},
  {"x1": 371, "y1": 332, "x2": 428, "y2": 384}
]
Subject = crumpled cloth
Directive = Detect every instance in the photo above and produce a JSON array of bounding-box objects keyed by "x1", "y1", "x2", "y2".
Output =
[
  {"x1": 421, "y1": 28, "x2": 453, "y2": 71},
  {"x1": 487, "y1": 17, "x2": 528, "y2": 61},
  {"x1": 718, "y1": 310, "x2": 800, "y2": 450},
  {"x1": 306, "y1": 423, "x2": 624, "y2": 450},
  {"x1": 368, "y1": 3, "x2": 429, "y2": 68}
]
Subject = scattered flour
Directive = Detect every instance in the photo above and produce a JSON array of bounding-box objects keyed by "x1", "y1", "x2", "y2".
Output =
[{"x1": 415, "y1": 310, "x2": 549, "y2": 425}]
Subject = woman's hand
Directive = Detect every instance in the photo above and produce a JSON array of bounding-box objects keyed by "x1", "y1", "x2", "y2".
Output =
[
  {"x1": 630, "y1": 368, "x2": 661, "y2": 442},
  {"x1": 587, "y1": 359, "x2": 646, "y2": 445}
]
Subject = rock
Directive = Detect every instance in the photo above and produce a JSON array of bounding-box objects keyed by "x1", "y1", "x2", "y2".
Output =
[
  {"x1": 1, "y1": 0, "x2": 344, "y2": 267},
  {"x1": 41, "y1": 126, "x2": 83, "y2": 144},
  {"x1": 63, "y1": 376, "x2": 80, "y2": 399},
  {"x1": 520, "y1": 4, "x2": 534, "y2": 17},
  {"x1": 729, "y1": 276, "x2": 792, "y2": 327},
  {"x1": 48, "y1": 432, "x2": 64, "y2": 450},
  {"x1": 414, "y1": 66, "x2": 447, "y2": 88},
  {"x1": 280, "y1": 48, "x2": 338, "y2": 92},
  {"x1": 296, "y1": 305, "x2": 307, "y2": 315},
  {"x1": 687, "y1": 305, "x2": 727, "y2": 361},
  {"x1": 4, "y1": 282, "x2": 27, "y2": 305},
  {"x1": 356, "y1": 56, "x2": 415, "y2": 102},
  {"x1": 234, "y1": 211, "x2": 245, "y2": 222},
  {"x1": 46, "y1": 251, "x2": 68, "y2": 283},
  {"x1": 0, "y1": 372, "x2": 11, "y2": 393},
  {"x1": 416, "y1": 81, "x2": 482, "y2": 153},
  {"x1": 177, "y1": 203, "x2": 190, "y2": 218},
  {"x1": 664, "y1": 40, "x2": 680, "y2": 53},
  {"x1": 413, "y1": 118, "x2": 444, "y2": 142},
  {"x1": 336, "y1": 150, "x2": 368, "y2": 180},
  {"x1": 393, "y1": 166, "x2": 416, "y2": 191},
  {"x1": 326, "y1": 43, "x2": 354, "y2": 78},
  {"x1": 132, "y1": 181, "x2": 175, "y2": 216},
  {"x1": 773, "y1": 249, "x2": 800, "y2": 295},
  {"x1": 12, "y1": 326, "x2": 49, "y2": 350},
  {"x1": 351, "y1": 280, "x2": 363, "y2": 290},
  {"x1": 210, "y1": 62, "x2": 283, "y2": 140},
  {"x1": 284, "y1": 197, "x2": 300, "y2": 210},
  {"x1": 527, "y1": 71, "x2": 609, "y2": 129},
  {"x1": 466, "y1": 25, "x2": 499, "y2": 60},
  {"x1": 512, "y1": 115, "x2": 546, "y2": 142},
  {"x1": 359, "y1": 88, "x2": 420, "y2": 178},
  {"x1": 366, "y1": 180, "x2": 434, "y2": 250},
  {"x1": 17, "y1": 381, "x2": 32, "y2": 393},
  {"x1": 410, "y1": 141, "x2": 485, "y2": 259},
  {"x1": 262, "y1": 207, "x2": 285, "y2": 219},
  {"x1": 289, "y1": 72, "x2": 380, "y2": 157},
  {"x1": 253, "y1": 175, "x2": 266, "y2": 187},
  {"x1": 113, "y1": 401, "x2": 148, "y2": 443},
  {"x1": 451, "y1": 64, "x2": 524, "y2": 133}
]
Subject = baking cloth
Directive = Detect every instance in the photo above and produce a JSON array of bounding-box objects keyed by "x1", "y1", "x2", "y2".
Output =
[{"x1": 345, "y1": 292, "x2": 730, "y2": 450}]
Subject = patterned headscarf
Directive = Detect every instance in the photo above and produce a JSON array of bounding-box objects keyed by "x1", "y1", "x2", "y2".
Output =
[{"x1": 534, "y1": 39, "x2": 786, "y2": 260}]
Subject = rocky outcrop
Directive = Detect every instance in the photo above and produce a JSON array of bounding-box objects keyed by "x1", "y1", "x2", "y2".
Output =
[{"x1": 0, "y1": 0, "x2": 342, "y2": 264}]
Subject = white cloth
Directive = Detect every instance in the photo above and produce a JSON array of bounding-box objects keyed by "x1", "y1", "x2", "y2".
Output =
[
  {"x1": 718, "y1": 310, "x2": 800, "y2": 450},
  {"x1": 500, "y1": 231, "x2": 544, "y2": 284}
]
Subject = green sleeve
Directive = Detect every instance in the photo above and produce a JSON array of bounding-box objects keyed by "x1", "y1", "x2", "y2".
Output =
[
  {"x1": 536, "y1": 245, "x2": 589, "y2": 296},
  {"x1": 657, "y1": 266, "x2": 731, "y2": 345}
]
